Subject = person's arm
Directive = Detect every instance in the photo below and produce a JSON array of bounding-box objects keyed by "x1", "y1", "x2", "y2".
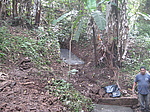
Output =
[{"x1": 132, "y1": 82, "x2": 137, "y2": 94}]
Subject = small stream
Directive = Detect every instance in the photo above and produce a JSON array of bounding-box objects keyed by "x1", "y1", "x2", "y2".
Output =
[{"x1": 60, "y1": 49, "x2": 84, "y2": 65}]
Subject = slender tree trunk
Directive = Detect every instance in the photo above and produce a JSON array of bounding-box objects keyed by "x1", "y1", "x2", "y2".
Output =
[
  {"x1": 0, "y1": 1, "x2": 2, "y2": 19},
  {"x1": 26, "y1": 0, "x2": 31, "y2": 17},
  {"x1": 0, "y1": 0, "x2": 8, "y2": 20},
  {"x1": 34, "y1": 0, "x2": 41, "y2": 26},
  {"x1": 26, "y1": 0, "x2": 32, "y2": 27},
  {"x1": 12, "y1": 0, "x2": 18, "y2": 18},
  {"x1": 91, "y1": 18, "x2": 98, "y2": 66}
]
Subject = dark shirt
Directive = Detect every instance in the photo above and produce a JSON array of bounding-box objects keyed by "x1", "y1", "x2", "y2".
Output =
[{"x1": 135, "y1": 73, "x2": 150, "y2": 94}]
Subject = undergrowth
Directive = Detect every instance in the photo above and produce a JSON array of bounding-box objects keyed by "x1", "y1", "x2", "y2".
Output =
[
  {"x1": 45, "y1": 79, "x2": 94, "y2": 112},
  {"x1": 122, "y1": 36, "x2": 150, "y2": 72},
  {"x1": 121, "y1": 35, "x2": 150, "y2": 88},
  {"x1": 0, "y1": 26, "x2": 60, "y2": 66}
]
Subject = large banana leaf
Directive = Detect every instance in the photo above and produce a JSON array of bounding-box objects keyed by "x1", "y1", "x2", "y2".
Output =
[
  {"x1": 73, "y1": 15, "x2": 84, "y2": 29},
  {"x1": 73, "y1": 18, "x2": 85, "y2": 41},
  {"x1": 91, "y1": 11, "x2": 106, "y2": 30},
  {"x1": 52, "y1": 10, "x2": 78, "y2": 26}
]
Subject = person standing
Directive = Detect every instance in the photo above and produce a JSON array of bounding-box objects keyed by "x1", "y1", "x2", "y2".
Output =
[{"x1": 132, "y1": 66, "x2": 150, "y2": 112}]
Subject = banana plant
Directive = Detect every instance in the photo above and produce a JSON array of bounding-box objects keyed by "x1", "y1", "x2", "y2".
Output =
[
  {"x1": 52, "y1": 0, "x2": 106, "y2": 41},
  {"x1": 52, "y1": 0, "x2": 106, "y2": 66}
]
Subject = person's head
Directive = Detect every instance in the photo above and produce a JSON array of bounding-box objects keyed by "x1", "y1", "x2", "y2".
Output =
[{"x1": 140, "y1": 66, "x2": 146, "y2": 75}]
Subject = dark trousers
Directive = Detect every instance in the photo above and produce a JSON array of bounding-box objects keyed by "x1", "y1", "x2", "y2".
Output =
[{"x1": 138, "y1": 94, "x2": 150, "y2": 112}]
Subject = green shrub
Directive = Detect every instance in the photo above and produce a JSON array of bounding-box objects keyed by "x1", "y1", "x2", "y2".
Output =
[
  {"x1": 122, "y1": 36, "x2": 150, "y2": 75},
  {"x1": 0, "y1": 26, "x2": 60, "y2": 66},
  {"x1": 45, "y1": 79, "x2": 93, "y2": 112}
]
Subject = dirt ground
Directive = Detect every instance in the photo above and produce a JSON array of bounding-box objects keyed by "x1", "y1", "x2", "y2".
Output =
[
  {"x1": 0, "y1": 60, "x2": 68, "y2": 112},
  {"x1": 68, "y1": 40, "x2": 134, "y2": 98}
]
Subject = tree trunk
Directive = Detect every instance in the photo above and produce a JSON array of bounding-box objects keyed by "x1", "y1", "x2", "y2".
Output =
[
  {"x1": 12, "y1": 0, "x2": 18, "y2": 18},
  {"x1": 105, "y1": 0, "x2": 128, "y2": 68},
  {"x1": 91, "y1": 18, "x2": 98, "y2": 67},
  {"x1": 105, "y1": 0, "x2": 119, "y2": 68},
  {"x1": 34, "y1": 0, "x2": 41, "y2": 26},
  {"x1": 0, "y1": 0, "x2": 9, "y2": 20},
  {"x1": 0, "y1": 1, "x2": 2, "y2": 20},
  {"x1": 117, "y1": 0, "x2": 129, "y2": 66},
  {"x1": 26, "y1": 0, "x2": 32, "y2": 17}
]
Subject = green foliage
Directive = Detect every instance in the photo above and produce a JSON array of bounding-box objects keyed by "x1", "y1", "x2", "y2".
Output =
[
  {"x1": 0, "y1": 53, "x2": 6, "y2": 58},
  {"x1": 83, "y1": 0, "x2": 97, "y2": 11},
  {"x1": 91, "y1": 11, "x2": 106, "y2": 30},
  {"x1": 121, "y1": 37, "x2": 150, "y2": 87},
  {"x1": 0, "y1": 27, "x2": 11, "y2": 59},
  {"x1": 137, "y1": 21, "x2": 150, "y2": 36},
  {"x1": 137, "y1": 12, "x2": 150, "y2": 20},
  {"x1": 52, "y1": 19, "x2": 72, "y2": 43},
  {"x1": 125, "y1": 0, "x2": 150, "y2": 77},
  {"x1": 0, "y1": 26, "x2": 60, "y2": 66},
  {"x1": 52, "y1": 10, "x2": 79, "y2": 26},
  {"x1": 52, "y1": 0, "x2": 106, "y2": 42},
  {"x1": 122, "y1": 36, "x2": 150, "y2": 74},
  {"x1": 45, "y1": 79, "x2": 93, "y2": 111},
  {"x1": 73, "y1": 18, "x2": 85, "y2": 41},
  {"x1": 97, "y1": 0, "x2": 108, "y2": 6}
]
